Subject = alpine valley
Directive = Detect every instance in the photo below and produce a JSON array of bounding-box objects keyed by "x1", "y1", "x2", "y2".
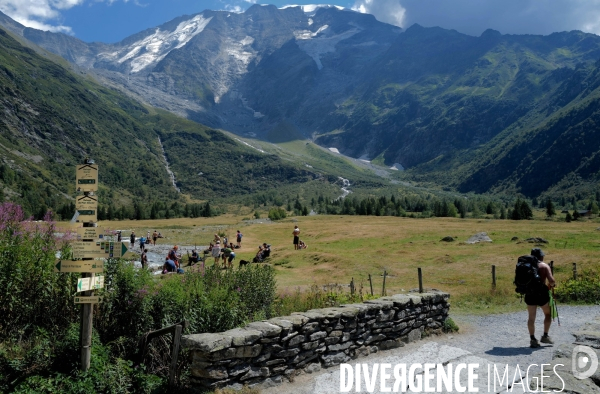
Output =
[{"x1": 2, "y1": 4, "x2": 600, "y2": 214}]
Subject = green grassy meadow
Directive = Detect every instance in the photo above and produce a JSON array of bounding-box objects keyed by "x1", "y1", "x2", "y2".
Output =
[{"x1": 72, "y1": 210, "x2": 600, "y2": 315}]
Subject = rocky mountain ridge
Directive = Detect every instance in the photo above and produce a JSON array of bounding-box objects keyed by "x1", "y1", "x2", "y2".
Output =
[{"x1": 3, "y1": 6, "x2": 600, "y2": 198}]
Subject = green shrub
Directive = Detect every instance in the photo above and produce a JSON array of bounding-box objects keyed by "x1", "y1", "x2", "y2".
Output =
[
  {"x1": 96, "y1": 263, "x2": 277, "y2": 357},
  {"x1": 0, "y1": 204, "x2": 78, "y2": 339},
  {"x1": 443, "y1": 317, "x2": 459, "y2": 333},
  {"x1": 268, "y1": 208, "x2": 287, "y2": 221},
  {"x1": 0, "y1": 203, "x2": 279, "y2": 392},
  {"x1": 554, "y1": 269, "x2": 600, "y2": 303}
]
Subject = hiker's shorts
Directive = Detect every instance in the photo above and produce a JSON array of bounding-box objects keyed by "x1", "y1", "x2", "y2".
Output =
[{"x1": 525, "y1": 287, "x2": 550, "y2": 306}]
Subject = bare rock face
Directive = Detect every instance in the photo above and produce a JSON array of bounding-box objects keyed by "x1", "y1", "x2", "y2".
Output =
[{"x1": 466, "y1": 232, "x2": 493, "y2": 244}]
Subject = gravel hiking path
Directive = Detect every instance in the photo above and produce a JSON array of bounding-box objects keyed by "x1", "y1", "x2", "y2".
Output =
[{"x1": 262, "y1": 305, "x2": 600, "y2": 394}]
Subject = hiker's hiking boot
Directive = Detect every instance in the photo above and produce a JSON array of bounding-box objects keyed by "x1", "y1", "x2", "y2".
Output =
[
  {"x1": 541, "y1": 335, "x2": 554, "y2": 344},
  {"x1": 530, "y1": 338, "x2": 540, "y2": 348}
]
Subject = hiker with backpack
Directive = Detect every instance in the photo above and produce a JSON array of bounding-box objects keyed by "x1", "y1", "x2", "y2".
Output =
[{"x1": 514, "y1": 248, "x2": 557, "y2": 348}]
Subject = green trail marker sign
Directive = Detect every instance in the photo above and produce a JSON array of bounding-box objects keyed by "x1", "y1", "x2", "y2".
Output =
[
  {"x1": 54, "y1": 260, "x2": 105, "y2": 273},
  {"x1": 76, "y1": 164, "x2": 98, "y2": 192},
  {"x1": 74, "y1": 296, "x2": 103, "y2": 304},
  {"x1": 77, "y1": 276, "x2": 104, "y2": 292}
]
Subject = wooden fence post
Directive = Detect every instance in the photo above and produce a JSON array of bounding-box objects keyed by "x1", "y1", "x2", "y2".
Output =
[
  {"x1": 573, "y1": 263, "x2": 577, "y2": 280},
  {"x1": 169, "y1": 324, "x2": 183, "y2": 388},
  {"x1": 350, "y1": 278, "x2": 355, "y2": 296},
  {"x1": 382, "y1": 271, "x2": 387, "y2": 296},
  {"x1": 418, "y1": 267, "x2": 423, "y2": 293},
  {"x1": 492, "y1": 265, "x2": 496, "y2": 288},
  {"x1": 368, "y1": 274, "x2": 374, "y2": 296}
]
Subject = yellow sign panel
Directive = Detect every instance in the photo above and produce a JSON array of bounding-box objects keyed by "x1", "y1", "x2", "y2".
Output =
[
  {"x1": 76, "y1": 164, "x2": 98, "y2": 192},
  {"x1": 72, "y1": 241, "x2": 107, "y2": 258},
  {"x1": 72, "y1": 241, "x2": 128, "y2": 259},
  {"x1": 76, "y1": 195, "x2": 98, "y2": 211},
  {"x1": 54, "y1": 260, "x2": 105, "y2": 273},
  {"x1": 76, "y1": 227, "x2": 106, "y2": 240},
  {"x1": 74, "y1": 296, "x2": 103, "y2": 304}
]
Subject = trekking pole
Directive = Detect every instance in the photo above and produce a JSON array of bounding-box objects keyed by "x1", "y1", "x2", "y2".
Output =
[{"x1": 552, "y1": 287, "x2": 560, "y2": 326}]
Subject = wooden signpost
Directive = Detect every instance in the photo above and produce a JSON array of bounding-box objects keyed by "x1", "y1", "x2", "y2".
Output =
[
  {"x1": 57, "y1": 159, "x2": 136, "y2": 371},
  {"x1": 76, "y1": 164, "x2": 98, "y2": 192},
  {"x1": 53, "y1": 159, "x2": 103, "y2": 372}
]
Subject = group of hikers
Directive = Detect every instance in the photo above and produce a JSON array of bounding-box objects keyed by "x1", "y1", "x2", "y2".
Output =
[
  {"x1": 132, "y1": 223, "x2": 555, "y2": 350},
  {"x1": 125, "y1": 230, "x2": 164, "y2": 251},
  {"x1": 135, "y1": 226, "x2": 307, "y2": 273}
]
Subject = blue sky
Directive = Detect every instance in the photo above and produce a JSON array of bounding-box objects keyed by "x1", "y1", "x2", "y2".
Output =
[{"x1": 2, "y1": 0, "x2": 600, "y2": 44}]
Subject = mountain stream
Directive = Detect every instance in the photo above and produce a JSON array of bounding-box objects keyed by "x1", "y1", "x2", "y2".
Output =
[{"x1": 157, "y1": 137, "x2": 180, "y2": 193}]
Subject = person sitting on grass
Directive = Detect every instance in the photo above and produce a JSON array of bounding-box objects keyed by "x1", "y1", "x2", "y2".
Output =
[
  {"x1": 253, "y1": 245, "x2": 264, "y2": 263},
  {"x1": 262, "y1": 243, "x2": 271, "y2": 259},
  {"x1": 189, "y1": 250, "x2": 199, "y2": 266},
  {"x1": 299, "y1": 240, "x2": 307, "y2": 249}
]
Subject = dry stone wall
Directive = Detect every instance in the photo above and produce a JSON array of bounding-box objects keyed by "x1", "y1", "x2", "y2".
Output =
[{"x1": 181, "y1": 291, "x2": 450, "y2": 390}]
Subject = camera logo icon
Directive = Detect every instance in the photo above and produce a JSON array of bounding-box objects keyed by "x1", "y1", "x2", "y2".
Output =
[{"x1": 572, "y1": 345, "x2": 599, "y2": 380}]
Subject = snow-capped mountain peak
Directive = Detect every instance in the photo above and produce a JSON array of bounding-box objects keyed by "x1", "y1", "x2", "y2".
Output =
[{"x1": 98, "y1": 14, "x2": 212, "y2": 73}]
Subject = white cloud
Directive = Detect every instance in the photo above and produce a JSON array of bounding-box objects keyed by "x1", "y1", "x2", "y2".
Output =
[
  {"x1": 224, "y1": 4, "x2": 243, "y2": 13},
  {"x1": 0, "y1": 0, "x2": 84, "y2": 32},
  {"x1": 353, "y1": 0, "x2": 600, "y2": 36},
  {"x1": 352, "y1": 0, "x2": 406, "y2": 27}
]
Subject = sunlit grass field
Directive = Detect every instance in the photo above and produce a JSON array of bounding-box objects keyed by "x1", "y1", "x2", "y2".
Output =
[{"x1": 64, "y1": 211, "x2": 600, "y2": 315}]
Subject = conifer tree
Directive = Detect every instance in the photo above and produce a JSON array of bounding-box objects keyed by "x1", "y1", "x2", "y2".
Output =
[
  {"x1": 546, "y1": 199, "x2": 556, "y2": 217},
  {"x1": 566, "y1": 212, "x2": 572, "y2": 222}
]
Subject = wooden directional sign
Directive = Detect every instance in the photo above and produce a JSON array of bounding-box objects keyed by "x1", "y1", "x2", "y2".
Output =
[
  {"x1": 74, "y1": 296, "x2": 103, "y2": 304},
  {"x1": 76, "y1": 227, "x2": 106, "y2": 240},
  {"x1": 76, "y1": 164, "x2": 98, "y2": 192},
  {"x1": 72, "y1": 241, "x2": 129, "y2": 259},
  {"x1": 76, "y1": 195, "x2": 98, "y2": 223},
  {"x1": 72, "y1": 241, "x2": 109, "y2": 259},
  {"x1": 107, "y1": 242, "x2": 131, "y2": 258},
  {"x1": 54, "y1": 260, "x2": 105, "y2": 273},
  {"x1": 77, "y1": 276, "x2": 104, "y2": 292}
]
